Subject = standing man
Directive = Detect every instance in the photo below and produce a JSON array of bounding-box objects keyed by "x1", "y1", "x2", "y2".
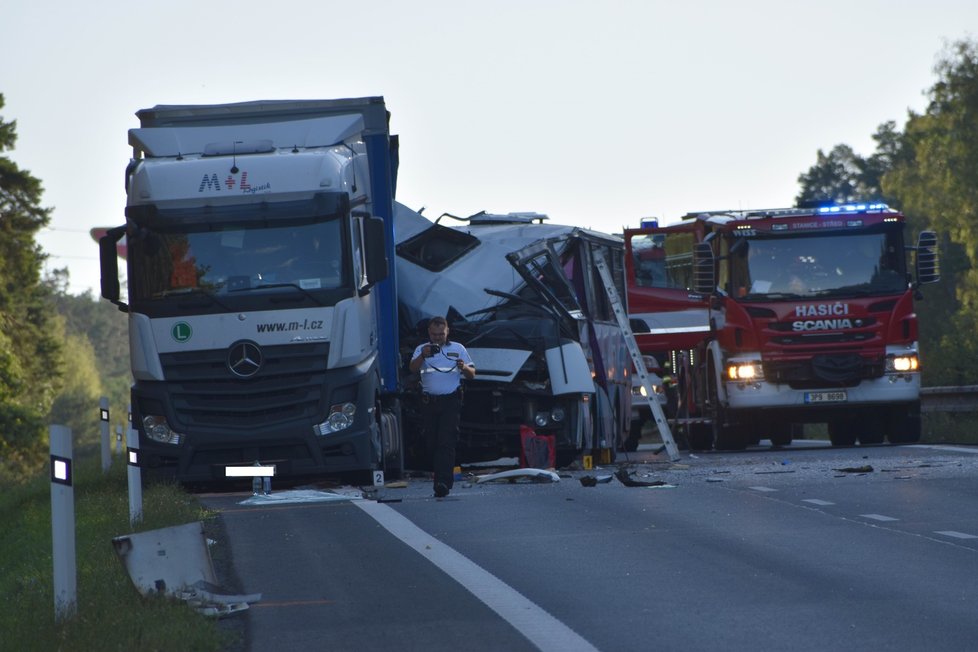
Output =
[{"x1": 410, "y1": 316, "x2": 475, "y2": 498}]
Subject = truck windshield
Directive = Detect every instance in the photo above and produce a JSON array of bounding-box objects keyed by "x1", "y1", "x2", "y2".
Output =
[
  {"x1": 729, "y1": 230, "x2": 907, "y2": 300},
  {"x1": 128, "y1": 217, "x2": 349, "y2": 304}
]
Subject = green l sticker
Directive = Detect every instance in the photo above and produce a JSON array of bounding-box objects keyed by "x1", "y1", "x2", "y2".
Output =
[{"x1": 172, "y1": 322, "x2": 193, "y2": 342}]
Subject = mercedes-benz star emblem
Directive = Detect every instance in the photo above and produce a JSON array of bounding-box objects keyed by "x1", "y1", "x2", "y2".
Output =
[{"x1": 227, "y1": 341, "x2": 263, "y2": 378}]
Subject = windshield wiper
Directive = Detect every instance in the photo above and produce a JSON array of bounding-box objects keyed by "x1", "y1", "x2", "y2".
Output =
[
  {"x1": 743, "y1": 292, "x2": 805, "y2": 301},
  {"x1": 229, "y1": 282, "x2": 325, "y2": 306},
  {"x1": 155, "y1": 287, "x2": 233, "y2": 311}
]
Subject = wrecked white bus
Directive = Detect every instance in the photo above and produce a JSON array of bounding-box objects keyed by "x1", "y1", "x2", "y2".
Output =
[{"x1": 394, "y1": 206, "x2": 631, "y2": 468}]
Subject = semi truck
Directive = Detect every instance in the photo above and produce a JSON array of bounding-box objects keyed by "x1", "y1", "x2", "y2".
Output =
[
  {"x1": 624, "y1": 203, "x2": 940, "y2": 449},
  {"x1": 392, "y1": 206, "x2": 632, "y2": 467},
  {"x1": 99, "y1": 97, "x2": 403, "y2": 484}
]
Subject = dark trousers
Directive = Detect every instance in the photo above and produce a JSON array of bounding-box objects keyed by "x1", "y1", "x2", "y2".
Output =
[{"x1": 423, "y1": 392, "x2": 460, "y2": 490}]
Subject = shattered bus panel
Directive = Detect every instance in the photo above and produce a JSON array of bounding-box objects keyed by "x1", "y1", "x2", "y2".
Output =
[{"x1": 394, "y1": 206, "x2": 630, "y2": 467}]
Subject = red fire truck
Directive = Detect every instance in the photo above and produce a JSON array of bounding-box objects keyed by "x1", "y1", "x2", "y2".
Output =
[{"x1": 624, "y1": 204, "x2": 940, "y2": 450}]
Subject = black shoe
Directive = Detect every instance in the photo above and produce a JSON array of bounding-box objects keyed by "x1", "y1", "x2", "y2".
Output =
[{"x1": 434, "y1": 482, "x2": 449, "y2": 498}]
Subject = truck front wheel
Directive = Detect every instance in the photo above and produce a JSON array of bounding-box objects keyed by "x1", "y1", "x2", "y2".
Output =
[
  {"x1": 828, "y1": 418, "x2": 858, "y2": 446},
  {"x1": 887, "y1": 401, "x2": 922, "y2": 444},
  {"x1": 709, "y1": 364, "x2": 746, "y2": 451}
]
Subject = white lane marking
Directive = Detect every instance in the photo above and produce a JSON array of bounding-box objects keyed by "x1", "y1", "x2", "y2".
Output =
[
  {"x1": 911, "y1": 445, "x2": 978, "y2": 455},
  {"x1": 802, "y1": 499, "x2": 835, "y2": 506},
  {"x1": 749, "y1": 486, "x2": 778, "y2": 492},
  {"x1": 935, "y1": 530, "x2": 978, "y2": 540},
  {"x1": 355, "y1": 500, "x2": 599, "y2": 652},
  {"x1": 860, "y1": 514, "x2": 899, "y2": 522}
]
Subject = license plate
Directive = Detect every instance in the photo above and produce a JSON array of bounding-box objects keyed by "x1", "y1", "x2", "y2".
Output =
[{"x1": 804, "y1": 391, "x2": 848, "y2": 404}]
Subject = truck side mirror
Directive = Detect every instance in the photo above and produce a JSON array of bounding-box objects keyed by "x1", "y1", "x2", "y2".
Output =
[
  {"x1": 363, "y1": 216, "x2": 389, "y2": 285},
  {"x1": 99, "y1": 225, "x2": 128, "y2": 311},
  {"x1": 693, "y1": 242, "x2": 716, "y2": 294},
  {"x1": 915, "y1": 231, "x2": 940, "y2": 285}
]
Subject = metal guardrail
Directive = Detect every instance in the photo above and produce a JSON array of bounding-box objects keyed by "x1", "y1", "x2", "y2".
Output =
[{"x1": 920, "y1": 386, "x2": 978, "y2": 413}]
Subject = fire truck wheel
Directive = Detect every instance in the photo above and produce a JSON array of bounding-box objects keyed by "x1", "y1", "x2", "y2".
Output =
[
  {"x1": 857, "y1": 413, "x2": 885, "y2": 445},
  {"x1": 769, "y1": 427, "x2": 793, "y2": 447},
  {"x1": 623, "y1": 419, "x2": 644, "y2": 451},
  {"x1": 713, "y1": 420, "x2": 748, "y2": 450},
  {"x1": 828, "y1": 419, "x2": 858, "y2": 446},
  {"x1": 687, "y1": 423, "x2": 713, "y2": 451},
  {"x1": 886, "y1": 401, "x2": 922, "y2": 443},
  {"x1": 708, "y1": 363, "x2": 747, "y2": 451}
]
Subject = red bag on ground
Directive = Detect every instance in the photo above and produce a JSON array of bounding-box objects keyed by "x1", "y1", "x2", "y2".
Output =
[{"x1": 519, "y1": 425, "x2": 556, "y2": 469}]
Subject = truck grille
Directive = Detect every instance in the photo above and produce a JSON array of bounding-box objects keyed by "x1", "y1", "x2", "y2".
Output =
[
  {"x1": 159, "y1": 343, "x2": 329, "y2": 429},
  {"x1": 764, "y1": 354, "x2": 884, "y2": 388}
]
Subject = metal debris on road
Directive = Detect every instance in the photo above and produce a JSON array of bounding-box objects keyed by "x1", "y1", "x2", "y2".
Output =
[
  {"x1": 833, "y1": 465, "x2": 874, "y2": 473},
  {"x1": 475, "y1": 468, "x2": 561, "y2": 484}
]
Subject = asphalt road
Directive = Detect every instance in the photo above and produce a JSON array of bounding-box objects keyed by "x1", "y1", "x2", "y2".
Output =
[{"x1": 200, "y1": 442, "x2": 978, "y2": 652}]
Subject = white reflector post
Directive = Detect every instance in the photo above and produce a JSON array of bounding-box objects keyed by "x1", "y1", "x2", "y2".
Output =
[
  {"x1": 100, "y1": 397, "x2": 111, "y2": 473},
  {"x1": 126, "y1": 426, "x2": 143, "y2": 525},
  {"x1": 50, "y1": 424, "x2": 77, "y2": 622}
]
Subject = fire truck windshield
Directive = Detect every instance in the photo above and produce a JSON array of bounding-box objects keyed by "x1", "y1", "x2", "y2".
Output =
[
  {"x1": 127, "y1": 216, "x2": 350, "y2": 305},
  {"x1": 730, "y1": 230, "x2": 907, "y2": 300}
]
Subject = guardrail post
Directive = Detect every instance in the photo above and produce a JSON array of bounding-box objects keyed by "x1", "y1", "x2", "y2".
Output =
[
  {"x1": 99, "y1": 397, "x2": 111, "y2": 472},
  {"x1": 50, "y1": 424, "x2": 77, "y2": 622},
  {"x1": 127, "y1": 426, "x2": 143, "y2": 525}
]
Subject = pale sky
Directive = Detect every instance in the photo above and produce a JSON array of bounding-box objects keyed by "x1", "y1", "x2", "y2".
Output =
[{"x1": 2, "y1": 0, "x2": 976, "y2": 296}]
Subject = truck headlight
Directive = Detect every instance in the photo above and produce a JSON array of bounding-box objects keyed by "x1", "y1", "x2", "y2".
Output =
[
  {"x1": 315, "y1": 402, "x2": 357, "y2": 436},
  {"x1": 886, "y1": 354, "x2": 919, "y2": 373},
  {"x1": 534, "y1": 411, "x2": 550, "y2": 427},
  {"x1": 141, "y1": 415, "x2": 183, "y2": 445},
  {"x1": 550, "y1": 407, "x2": 565, "y2": 422},
  {"x1": 727, "y1": 360, "x2": 763, "y2": 381},
  {"x1": 632, "y1": 384, "x2": 663, "y2": 397}
]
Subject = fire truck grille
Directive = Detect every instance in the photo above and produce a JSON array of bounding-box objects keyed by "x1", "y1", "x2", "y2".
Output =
[
  {"x1": 763, "y1": 354, "x2": 884, "y2": 389},
  {"x1": 159, "y1": 343, "x2": 329, "y2": 428}
]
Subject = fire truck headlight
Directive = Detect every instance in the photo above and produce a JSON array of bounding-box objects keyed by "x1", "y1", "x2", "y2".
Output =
[
  {"x1": 315, "y1": 402, "x2": 357, "y2": 436},
  {"x1": 550, "y1": 407, "x2": 565, "y2": 422},
  {"x1": 887, "y1": 354, "x2": 919, "y2": 373},
  {"x1": 632, "y1": 383, "x2": 663, "y2": 397},
  {"x1": 727, "y1": 361, "x2": 763, "y2": 381},
  {"x1": 141, "y1": 415, "x2": 183, "y2": 445},
  {"x1": 534, "y1": 412, "x2": 550, "y2": 427}
]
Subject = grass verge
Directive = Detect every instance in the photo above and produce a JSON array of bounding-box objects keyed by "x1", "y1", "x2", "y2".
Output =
[
  {"x1": 922, "y1": 412, "x2": 978, "y2": 445},
  {"x1": 0, "y1": 450, "x2": 239, "y2": 651}
]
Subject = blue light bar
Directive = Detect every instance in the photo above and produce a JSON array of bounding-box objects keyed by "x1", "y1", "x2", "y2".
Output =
[
  {"x1": 817, "y1": 202, "x2": 889, "y2": 214},
  {"x1": 640, "y1": 218, "x2": 659, "y2": 229}
]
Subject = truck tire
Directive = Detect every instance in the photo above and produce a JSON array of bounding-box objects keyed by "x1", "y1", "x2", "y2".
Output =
[
  {"x1": 769, "y1": 424, "x2": 794, "y2": 447},
  {"x1": 714, "y1": 418, "x2": 748, "y2": 450},
  {"x1": 623, "y1": 419, "x2": 643, "y2": 452},
  {"x1": 887, "y1": 401, "x2": 922, "y2": 444},
  {"x1": 687, "y1": 423, "x2": 713, "y2": 451},
  {"x1": 380, "y1": 399, "x2": 404, "y2": 481},
  {"x1": 857, "y1": 409, "x2": 886, "y2": 445},
  {"x1": 828, "y1": 419, "x2": 858, "y2": 446},
  {"x1": 709, "y1": 362, "x2": 747, "y2": 451}
]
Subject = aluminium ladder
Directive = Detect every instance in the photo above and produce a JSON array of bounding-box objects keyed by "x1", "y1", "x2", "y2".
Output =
[{"x1": 593, "y1": 250, "x2": 681, "y2": 461}]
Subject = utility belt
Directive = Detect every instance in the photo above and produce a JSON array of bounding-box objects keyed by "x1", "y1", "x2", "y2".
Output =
[{"x1": 422, "y1": 388, "x2": 461, "y2": 405}]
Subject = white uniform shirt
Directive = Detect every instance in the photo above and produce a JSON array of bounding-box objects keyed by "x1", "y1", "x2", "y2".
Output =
[{"x1": 412, "y1": 341, "x2": 473, "y2": 395}]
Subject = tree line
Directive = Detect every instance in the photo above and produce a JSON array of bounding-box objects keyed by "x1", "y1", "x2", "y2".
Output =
[
  {"x1": 795, "y1": 40, "x2": 978, "y2": 386},
  {"x1": 0, "y1": 93, "x2": 129, "y2": 483},
  {"x1": 2, "y1": 39, "x2": 977, "y2": 479}
]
